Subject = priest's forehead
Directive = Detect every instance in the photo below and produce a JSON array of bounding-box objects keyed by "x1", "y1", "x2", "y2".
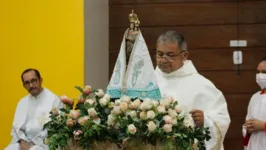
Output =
[{"x1": 257, "y1": 60, "x2": 266, "y2": 73}]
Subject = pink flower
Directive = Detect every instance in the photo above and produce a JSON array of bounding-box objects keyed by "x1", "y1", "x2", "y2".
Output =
[
  {"x1": 69, "y1": 110, "x2": 80, "y2": 119},
  {"x1": 147, "y1": 110, "x2": 156, "y2": 119},
  {"x1": 83, "y1": 85, "x2": 92, "y2": 95},
  {"x1": 163, "y1": 115, "x2": 173, "y2": 124},
  {"x1": 60, "y1": 95, "x2": 74, "y2": 105},
  {"x1": 162, "y1": 124, "x2": 173, "y2": 133},
  {"x1": 66, "y1": 119, "x2": 75, "y2": 127},
  {"x1": 78, "y1": 97, "x2": 86, "y2": 104},
  {"x1": 128, "y1": 124, "x2": 137, "y2": 134},
  {"x1": 73, "y1": 130, "x2": 83, "y2": 140}
]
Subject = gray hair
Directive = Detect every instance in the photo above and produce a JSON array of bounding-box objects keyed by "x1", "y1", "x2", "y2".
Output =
[{"x1": 157, "y1": 31, "x2": 188, "y2": 51}]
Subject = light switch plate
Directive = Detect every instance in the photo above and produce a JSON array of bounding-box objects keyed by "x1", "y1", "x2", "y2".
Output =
[{"x1": 230, "y1": 40, "x2": 247, "y2": 47}]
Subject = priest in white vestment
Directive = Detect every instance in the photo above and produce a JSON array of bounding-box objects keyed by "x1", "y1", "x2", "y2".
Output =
[
  {"x1": 154, "y1": 31, "x2": 231, "y2": 150},
  {"x1": 5, "y1": 69, "x2": 63, "y2": 150},
  {"x1": 243, "y1": 57, "x2": 266, "y2": 150}
]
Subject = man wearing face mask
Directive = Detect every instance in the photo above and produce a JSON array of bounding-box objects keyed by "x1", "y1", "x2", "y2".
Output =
[
  {"x1": 155, "y1": 31, "x2": 231, "y2": 150},
  {"x1": 243, "y1": 57, "x2": 266, "y2": 150},
  {"x1": 5, "y1": 68, "x2": 63, "y2": 150}
]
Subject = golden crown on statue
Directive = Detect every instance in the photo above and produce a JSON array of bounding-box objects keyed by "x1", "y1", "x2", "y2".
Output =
[{"x1": 129, "y1": 9, "x2": 138, "y2": 23}]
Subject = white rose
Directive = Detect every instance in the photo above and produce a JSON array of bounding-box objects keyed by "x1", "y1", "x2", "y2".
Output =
[
  {"x1": 184, "y1": 114, "x2": 195, "y2": 128},
  {"x1": 93, "y1": 117, "x2": 101, "y2": 124},
  {"x1": 160, "y1": 98, "x2": 171, "y2": 107},
  {"x1": 128, "y1": 102, "x2": 135, "y2": 110},
  {"x1": 108, "y1": 102, "x2": 114, "y2": 109},
  {"x1": 147, "y1": 121, "x2": 157, "y2": 132},
  {"x1": 78, "y1": 116, "x2": 89, "y2": 126},
  {"x1": 153, "y1": 101, "x2": 159, "y2": 107},
  {"x1": 140, "y1": 100, "x2": 152, "y2": 111},
  {"x1": 85, "y1": 99, "x2": 96, "y2": 105},
  {"x1": 168, "y1": 109, "x2": 178, "y2": 118},
  {"x1": 171, "y1": 119, "x2": 177, "y2": 126},
  {"x1": 103, "y1": 94, "x2": 111, "y2": 101},
  {"x1": 147, "y1": 110, "x2": 156, "y2": 119},
  {"x1": 133, "y1": 99, "x2": 142, "y2": 109},
  {"x1": 139, "y1": 111, "x2": 147, "y2": 120},
  {"x1": 175, "y1": 105, "x2": 182, "y2": 113},
  {"x1": 87, "y1": 108, "x2": 97, "y2": 117},
  {"x1": 157, "y1": 106, "x2": 166, "y2": 114},
  {"x1": 162, "y1": 124, "x2": 173, "y2": 133},
  {"x1": 115, "y1": 99, "x2": 121, "y2": 105},
  {"x1": 121, "y1": 95, "x2": 131, "y2": 104},
  {"x1": 69, "y1": 110, "x2": 80, "y2": 119},
  {"x1": 107, "y1": 114, "x2": 116, "y2": 126},
  {"x1": 99, "y1": 97, "x2": 108, "y2": 106},
  {"x1": 165, "y1": 96, "x2": 174, "y2": 103},
  {"x1": 111, "y1": 106, "x2": 121, "y2": 115},
  {"x1": 128, "y1": 124, "x2": 137, "y2": 134},
  {"x1": 95, "y1": 89, "x2": 105, "y2": 97},
  {"x1": 120, "y1": 102, "x2": 128, "y2": 112},
  {"x1": 163, "y1": 115, "x2": 173, "y2": 124},
  {"x1": 129, "y1": 110, "x2": 137, "y2": 118}
]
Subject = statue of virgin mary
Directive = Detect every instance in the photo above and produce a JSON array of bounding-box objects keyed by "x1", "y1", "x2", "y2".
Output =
[{"x1": 107, "y1": 10, "x2": 161, "y2": 100}]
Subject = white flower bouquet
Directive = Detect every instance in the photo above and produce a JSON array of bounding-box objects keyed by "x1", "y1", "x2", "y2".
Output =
[{"x1": 44, "y1": 86, "x2": 210, "y2": 150}]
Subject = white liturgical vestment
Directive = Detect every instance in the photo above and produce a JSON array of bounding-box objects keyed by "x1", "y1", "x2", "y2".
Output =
[
  {"x1": 5, "y1": 88, "x2": 62, "y2": 150},
  {"x1": 244, "y1": 92, "x2": 266, "y2": 150},
  {"x1": 155, "y1": 60, "x2": 231, "y2": 150}
]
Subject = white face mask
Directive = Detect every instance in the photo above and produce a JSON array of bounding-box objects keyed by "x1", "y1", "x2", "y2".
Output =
[{"x1": 256, "y1": 73, "x2": 266, "y2": 89}]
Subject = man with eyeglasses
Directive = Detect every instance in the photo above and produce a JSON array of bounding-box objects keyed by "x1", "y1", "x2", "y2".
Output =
[
  {"x1": 155, "y1": 31, "x2": 231, "y2": 150},
  {"x1": 5, "y1": 69, "x2": 62, "y2": 150}
]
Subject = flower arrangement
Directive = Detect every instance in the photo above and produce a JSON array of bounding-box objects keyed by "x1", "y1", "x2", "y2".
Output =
[{"x1": 44, "y1": 86, "x2": 210, "y2": 150}]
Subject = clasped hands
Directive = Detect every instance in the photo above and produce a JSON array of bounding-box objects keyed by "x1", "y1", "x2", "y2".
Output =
[
  {"x1": 244, "y1": 119, "x2": 265, "y2": 134},
  {"x1": 190, "y1": 109, "x2": 204, "y2": 128}
]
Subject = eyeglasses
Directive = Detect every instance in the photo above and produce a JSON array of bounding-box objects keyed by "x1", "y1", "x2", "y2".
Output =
[
  {"x1": 23, "y1": 78, "x2": 38, "y2": 86},
  {"x1": 156, "y1": 50, "x2": 185, "y2": 61}
]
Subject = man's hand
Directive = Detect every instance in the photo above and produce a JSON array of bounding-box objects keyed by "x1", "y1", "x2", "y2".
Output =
[
  {"x1": 190, "y1": 109, "x2": 204, "y2": 127},
  {"x1": 245, "y1": 119, "x2": 265, "y2": 133},
  {"x1": 19, "y1": 140, "x2": 34, "y2": 150}
]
